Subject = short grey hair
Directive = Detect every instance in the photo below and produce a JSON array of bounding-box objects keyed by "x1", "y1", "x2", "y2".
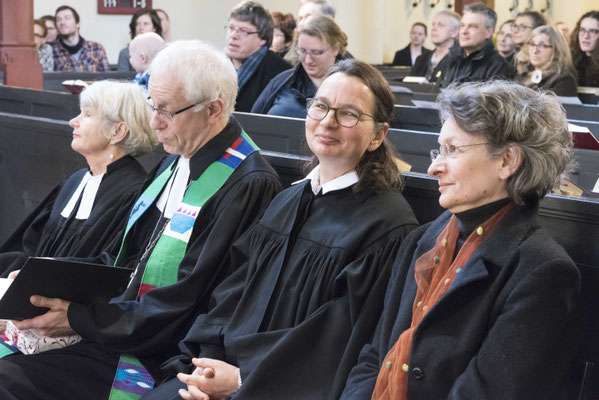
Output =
[
  {"x1": 300, "y1": 0, "x2": 336, "y2": 18},
  {"x1": 463, "y1": 3, "x2": 497, "y2": 31},
  {"x1": 148, "y1": 40, "x2": 238, "y2": 121},
  {"x1": 79, "y1": 81, "x2": 157, "y2": 157},
  {"x1": 436, "y1": 10, "x2": 461, "y2": 33},
  {"x1": 437, "y1": 80, "x2": 573, "y2": 205}
]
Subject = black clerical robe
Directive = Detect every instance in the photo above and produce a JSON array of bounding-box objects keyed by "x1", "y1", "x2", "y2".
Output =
[
  {"x1": 156, "y1": 180, "x2": 418, "y2": 400},
  {"x1": 0, "y1": 117, "x2": 282, "y2": 400},
  {"x1": 0, "y1": 156, "x2": 147, "y2": 277}
]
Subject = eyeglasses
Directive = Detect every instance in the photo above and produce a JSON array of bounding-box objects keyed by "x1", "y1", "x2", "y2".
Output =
[
  {"x1": 146, "y1": 97, "x2": 201, "y2": 121},
  {"x1": 34, "y1": 34, "x2": 45, "y2": 39},
  {"x1": 430, "y1": 142, "x2": 489, "y2": 162},
  {"x1": 296, "y1": 47, "x2": 330, "y2": 60},
  {"x1": 527, "y1": 41, "x2": 553, "y2": 51},
  {"x1": 579, "y1": 28, "x2": 599, "y2": 37},
  {"x1": 225, "y1": 24, "x2": 259, "y2": 38},
  {"x1": 512, "y1": 24, "x2": 533, "y2": 32},
  {"x1": 306, "y1": 98, "x2": 376, "y2": 128}
]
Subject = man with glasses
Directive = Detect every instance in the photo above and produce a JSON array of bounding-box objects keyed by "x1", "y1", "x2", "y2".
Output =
[
  {"x1": 226, "y1": 1, "x2": 291, "y2": 111},
  {"x1": 441, "y1": 3, "x2": 507, "y2": 87},
  {"x1": 512, "y1": 11, "x2": 546, "y2": 50},
  {"x1": 0, "y1": 40, "x2": 282, "y2": 399}
]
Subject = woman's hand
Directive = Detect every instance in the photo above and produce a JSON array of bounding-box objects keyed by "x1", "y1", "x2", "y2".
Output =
[
  {"x1": 7, "y1": 269, "x2": 20, "y2": 280},
  {"x1": 12, "y1": 296, "x2": 74, "y2": 337},
  {"x1": 177, "y1": 358, "x2": 240, "y2": 400}
]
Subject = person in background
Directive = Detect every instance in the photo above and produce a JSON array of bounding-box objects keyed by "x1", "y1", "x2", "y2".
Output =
[
  {"x1": 410, "y1": 10, "x2": 460, "y2": 83},
  {"x1": 392, "y1": 23, "x2": 431, "y2": 67},
  {"x1": 51, "y1": 5, "x2": 109, "y2": 72},
  {"x1": 512, "y1": 11, "x2": 547, "y2": 50},
  {"x1": 155, "y1": 9, "x2": 172, "y2": 42},
  {"x1": 40, "y1": 15, "x2": 57, "y2": 44},
  {"x1": 226, "y1": 1, "x2": 291, "y2": 112},
  {"x1": 555, "y1": 21, "x2": 570, "y2": 42},
  {"x1": 341, "y1": 80, "x2": 579, "y2": 400},
  {"x1": 516, "y1": 25, "x2": 578, "y2": 97},
  {"x1": 0, "y1": 81, "x2": 156, "y2": 280},
  {"x1": 441, "y1": 3, "x2": 507, "y2": 87},
  {"x1": 33, "y1": 19, "x2": 54, "y2": 72},
  {"x1": 496, "y1": 19, "x2": 516, "y2": 65},
  {"x1": 270, "y1": 11, "x2": 296, "y2": 58},
  {"x1": 129, "y1": 32, "x2": 165, "y2": 91},
  {"x1": 252, "y1": 15, "x2": 347, "y2": 118},
  {"x1": 571, "y1": 11, "x2": 599, "y2": 87},
  {"x1": 298, "y1": 0, "x2": 335, "y2": 24},
  {"x1": 141, "y1": 58, "x2": 418, "y2": 400},
  {"x1": 118, "y1": 9, "x2": 162, "y2": 72}
]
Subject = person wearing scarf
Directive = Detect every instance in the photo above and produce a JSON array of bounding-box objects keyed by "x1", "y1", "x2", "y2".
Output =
[{"x1": 342, "y1": 80, "x2": 580, "y2": 400}]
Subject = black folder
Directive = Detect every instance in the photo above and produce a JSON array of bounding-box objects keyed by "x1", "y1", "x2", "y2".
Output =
[{"x1": 0, "y1": 257, "x2": 132, "y2": 320}]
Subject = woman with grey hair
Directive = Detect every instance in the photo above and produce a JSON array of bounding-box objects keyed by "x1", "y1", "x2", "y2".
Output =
[
  {"x1": 0, "y1": 80, "x2": 157, "y2": 277},
  {"x1": 342, "y1": 80, "x2": 580, "y2": 400}
]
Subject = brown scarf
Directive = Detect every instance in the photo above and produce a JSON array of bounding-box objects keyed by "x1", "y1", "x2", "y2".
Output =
[{"x1": 371, "y1": 203, "x2": 514, "y2": 400}]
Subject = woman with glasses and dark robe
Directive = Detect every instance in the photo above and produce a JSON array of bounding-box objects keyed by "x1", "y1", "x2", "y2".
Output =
[
  {"x1": 251, "y1": 15, "x2": 347, "y2": 118},
  {"x1": 341, "y1": 81, "x2": 580, "y2": 400},
  {"x1": 0, "y1": 81, "x2": 157, "y2": 278},
  {"x1": 141, "y1": 59, "x2": 418, "y2": 400}
]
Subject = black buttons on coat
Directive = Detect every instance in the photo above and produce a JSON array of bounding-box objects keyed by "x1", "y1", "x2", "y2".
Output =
[{"x1": 412, "y1": 367, "x2": 424, "y2": 380}]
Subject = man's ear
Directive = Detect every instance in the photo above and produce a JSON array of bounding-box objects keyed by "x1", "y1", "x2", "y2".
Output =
[{"x1": 205, "y1": 98, "x2": 225, "y2": 124}]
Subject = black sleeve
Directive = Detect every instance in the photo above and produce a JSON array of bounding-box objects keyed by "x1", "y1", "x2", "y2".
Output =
[{"x1": 551, "y1": 74, "x2": 579, "y2": 97}]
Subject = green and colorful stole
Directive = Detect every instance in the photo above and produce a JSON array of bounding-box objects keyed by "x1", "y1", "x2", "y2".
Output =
[{"x1": 108, "y1": 132, "x2": 258, "y2": 400}]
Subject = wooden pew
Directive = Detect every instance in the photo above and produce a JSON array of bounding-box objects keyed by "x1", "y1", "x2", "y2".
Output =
[
  {"x1": 43, "y1": 71, "x2": 136, "y2": 93},
  {"x1": 0, "y1": 86, "x2": 79, "y2": 120}
]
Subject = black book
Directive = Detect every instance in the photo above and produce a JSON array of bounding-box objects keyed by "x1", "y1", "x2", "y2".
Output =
[{"x1": 0, "y1": 257, "x2": 131, "y2": 320}]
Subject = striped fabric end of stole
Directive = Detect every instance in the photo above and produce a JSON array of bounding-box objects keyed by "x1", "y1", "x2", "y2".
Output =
[
  {"x1": 0, "y1": 334, "x2": 19, "y2": 358},
  {"x1": 109, "y1": 354, "x2": 154, "y2": 400}
]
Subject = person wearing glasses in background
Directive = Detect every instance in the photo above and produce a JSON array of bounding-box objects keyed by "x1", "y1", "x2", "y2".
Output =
[
  {"x1": 252, "y1": 16, "x2": 347, "y2": 118},
  {"x1": 342, "y1": 80, "x2": 579, "y2": 400},
  {"x1": 571, "y1": 11, "x2": 599, "y2": 88},
  {"x1": 141, "y1": 59, "x2": 417, "y2": 400},
  {"x1": 0, "y1": 40, "x2": 282, "y2": 400},
  {"x1": 515, "y1": 25, "x2": 578, "y2": 96},
  {"x1": 226, "y1": 1, "x2": 291, "y2": 112},
  {"x1": 511, "y1": 10, "x2": 546, "y2": 50},
  {"x1": 33, "y1": 19, "x2": 54, "y2": 71}
]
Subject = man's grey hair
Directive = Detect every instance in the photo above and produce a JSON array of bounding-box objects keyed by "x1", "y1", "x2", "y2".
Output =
[
  {"x1": 300, "y1": 0, "x2": 336, "y2": 18},
  {"x1": 463, "y1": 3, "x2": 497, "y2": 31},
  {"x1": 148, "y1": 40, "x2": 238, "y2": 121},
  {"x1": 436, "y1": 10, "x2": 461, "y2": 33}
]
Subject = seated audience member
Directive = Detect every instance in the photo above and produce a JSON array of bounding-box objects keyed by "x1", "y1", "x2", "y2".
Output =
[
  {"x1": 516, "y1": 26, "x2": 578, "y2": 97},
  {"x1": 51, "y1": 5, "x2": 109, "y2": 72},
  {"x1": 571, "y1": 11, "x2": 599, "y2": 87},
  {"x1": 226, "y1": 1, "x2": 291, "y2": 112},
  {"x1": 410, "y1": 10, "x2": 460, "y2": 83},
  {"x1": 555, "y1": 21, "x2": 570, "y2": 42},
  {"x1": 0, "y1": 81, "x2": 156, "y2": 278},
  {"x1": 129, "y1": 32, "x2": 165, "y2": 91},
  {"x1": 141, "y1": 59, "x2": 418, "y2": 400},
  {"x1": 252, "y1": 15, "x2": 347, "y2": 118},
  {"x1": 342, "y1": 80, "x2": 579, "y2": 400},
  {"x1": 0, "y1": 40, "x2": 282, "y2": 400},
  {"x1": 392, "y1": 23, "x2": 431, "y2": 67},
  {"x1": 298, "y1": 0, "x2": 335, "y2": 24},
  {"x1": 40, "y1": 15, "x2": 57, "y2": 44},
  {"x1": 270, "y1": 11, "x2": 296, "y2": 58},
  {"x1": 155, "y1": 9, "x2": 172, "y2": 42},
  {"x1": 441, "y1": 3, "x2": 507, "y2": 87},
  {"x1": 496, "y1": 19, "x2": 516, "y2": 64},
  {"x1": 33, "y1": 19, "x2": 54, "y2": 71},
  {"x1": 118, "y1": 9, "x2": 162, "y2": 72},
  {"x1": 512, "y1": 11, "x2": 547, "y2": 50}
]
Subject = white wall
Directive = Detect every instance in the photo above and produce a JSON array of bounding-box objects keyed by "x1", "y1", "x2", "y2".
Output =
[{"x1": 33, "y1": 0, "x2": 599, "y2": 65}]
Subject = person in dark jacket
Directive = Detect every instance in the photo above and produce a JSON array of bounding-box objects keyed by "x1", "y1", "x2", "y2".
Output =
[
  {"x1": 251, "y1": 15, "x2": 347, "y2": 118},
  {"x1": 342, "y1": 80, "x2": 580, "y2": 400},
  {"x1": 441, "y1": 3, "x2": 507, "y2": 87},
  {"x1": 392, "y1": 22, "x2": 431, "y2": 67},
  {"x1": 516, "y1": 25, "x2": 578, "y2": 97},
  {"x1": 570, "y1": 11, "x2": 599, "y2": 87},
  {"x1": 226, "y1": 1, "x2": 292, "y2": 112}
]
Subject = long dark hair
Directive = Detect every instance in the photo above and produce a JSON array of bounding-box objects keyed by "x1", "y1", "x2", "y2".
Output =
[
  {"x1": 129, "y1": 9, "x2": 162, "y2": 40},
  {"x1": 570, "y1": 11, "x2": 599, "y2": 86}
]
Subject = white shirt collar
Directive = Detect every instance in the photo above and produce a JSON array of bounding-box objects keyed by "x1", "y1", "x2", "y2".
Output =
[{"x1": 292, "y1": 165, "x2": 359, "y2": 195}]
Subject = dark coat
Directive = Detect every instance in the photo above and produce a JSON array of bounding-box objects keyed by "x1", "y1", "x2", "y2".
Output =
[
  {"x1": 410, "y1": 50, "x2": 451, "y2": 83},
  {"x1": 342, "y1": 203, "x2": 580, "y2": 400},
  {"x1": 521, "y1": 70, "x2": 579, "y2": 97},
  {"x1": 235, "y1": 50, "x2": 292, "y2": 112},
  {"x1": 392, "y1": 44, "x2": 431, "y2": 67},
  {"x1": 441, "y1": 39, "x2": 508, "y2": 87}
]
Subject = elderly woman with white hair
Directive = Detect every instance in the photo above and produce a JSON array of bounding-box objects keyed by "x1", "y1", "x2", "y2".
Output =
[
  {"x1": 0, "y1": 80, "x2": 157, "y2": 278},
  {"x1": 342, "y1": 81, "x2": 580, "y2": 400}
]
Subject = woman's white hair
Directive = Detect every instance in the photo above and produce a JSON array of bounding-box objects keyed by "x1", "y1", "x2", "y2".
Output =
[
  {"x1": 79, "y1": 80, "x2": 157, "y2": 157},
  {"x1": 148, "y1": 40, "x2": 238, "y2": 120}
]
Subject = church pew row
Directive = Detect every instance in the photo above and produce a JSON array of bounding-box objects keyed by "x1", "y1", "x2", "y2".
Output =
[
  {"x1": 0, "y1": 112, "x2": 597, "y2": 397},
  {"x1": 42, "y1": 72, "x2": 137, "y2": 93}
]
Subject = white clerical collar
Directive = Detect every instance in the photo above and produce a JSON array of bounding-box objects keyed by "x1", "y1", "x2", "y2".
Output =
[
  {"x1": 292, "y1": 165, "x2": 359, "y2": 195},
  {"x1": 155, "y1": 156, "x2": 191, "y2": 219},
  {"x1": 60, "y1": 172, "x2": 105, "y2": 220}
]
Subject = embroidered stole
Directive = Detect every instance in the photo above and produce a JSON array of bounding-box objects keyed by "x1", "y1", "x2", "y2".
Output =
[
  {"x1": 105, "y1": 131, "x2": 258, "y2": 400},
  {"x1": 371, "y1": 203, "x2": 514, "y2": 400}
]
